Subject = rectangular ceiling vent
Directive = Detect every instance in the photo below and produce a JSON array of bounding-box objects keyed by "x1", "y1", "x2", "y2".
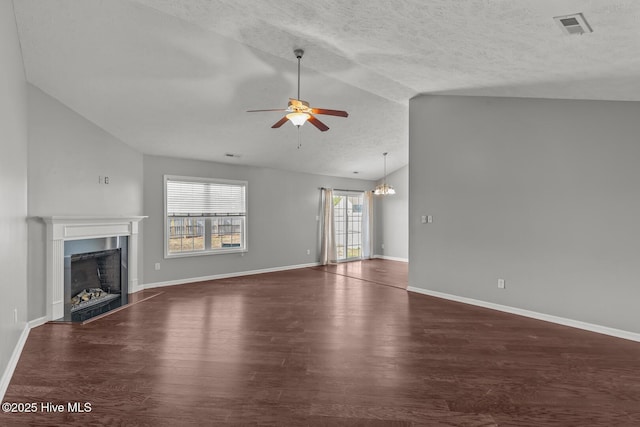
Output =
[{"x1": 554, "y1": 13, "x2": 592, "y2": 35}]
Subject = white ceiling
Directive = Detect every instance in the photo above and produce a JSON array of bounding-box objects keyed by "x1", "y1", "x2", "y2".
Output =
[{"x1": 13, "y1": 0, "x2": 640, "y2": 180}]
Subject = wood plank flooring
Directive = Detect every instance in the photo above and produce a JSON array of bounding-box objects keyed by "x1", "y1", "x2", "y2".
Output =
[
  {"x1": 312, "y1": 258, "x2": 408, "y2": 290},
  {"x1": 3, "y1": 260, "x2": 640, "y2": 426}
]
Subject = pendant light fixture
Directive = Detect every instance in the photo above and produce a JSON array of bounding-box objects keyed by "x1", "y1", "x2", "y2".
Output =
[{"x1": 374, "y1": 152, "x2": 396, "y2": 195}]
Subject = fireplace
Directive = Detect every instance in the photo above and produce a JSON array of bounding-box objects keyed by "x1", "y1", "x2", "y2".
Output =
[
  {"x1": 42, "y1": 216, "x2": 146, "y2": 321},
  {"x1": 63, "y1": 237, "x2": 129, "y2": 322}
]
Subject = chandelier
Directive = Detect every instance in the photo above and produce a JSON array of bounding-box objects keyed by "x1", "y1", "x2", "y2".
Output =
[{"x1": 374, "y1": 152, "x2": 396, "y2": 195}]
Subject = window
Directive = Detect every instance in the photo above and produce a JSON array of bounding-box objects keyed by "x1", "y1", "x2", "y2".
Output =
[{"x1": 164, "y1": 175, "x2": 247, "y2": 257}]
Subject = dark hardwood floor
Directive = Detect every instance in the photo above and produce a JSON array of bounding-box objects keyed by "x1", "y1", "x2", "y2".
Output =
[
  {"x1": 312, "y1": 258, "x2": 408, "y2": 290},
  {"x1": 3, "y1": 260, "x2": 640, "y2": 426}
]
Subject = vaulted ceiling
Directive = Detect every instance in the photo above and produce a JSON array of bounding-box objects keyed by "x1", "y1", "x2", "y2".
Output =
[{"x1": 13, "y1": 0, "x2": 640, "y2": 179}]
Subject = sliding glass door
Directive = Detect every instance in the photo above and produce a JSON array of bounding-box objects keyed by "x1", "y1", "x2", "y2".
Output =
[{"x1": 333, "y1": 191, "x2": 364, "y2": 261}]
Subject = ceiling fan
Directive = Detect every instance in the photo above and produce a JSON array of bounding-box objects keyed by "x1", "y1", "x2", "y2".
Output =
[{"x1": 247, "y1": 49, "x2": 348, "y2": 132}]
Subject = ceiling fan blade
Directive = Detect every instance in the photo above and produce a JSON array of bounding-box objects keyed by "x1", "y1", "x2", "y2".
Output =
[
  {"x1": 271, "y1": 116, "x2": 289, "y2": 128},
  {"x1": 247, "y1": 108, "x2": 287, "y2": 112},
  {"x1": 311, "y1": 108, "x2": 348, "y2": 118},
  {"x1": 308, "y1": 115, "x2": 329, "y2": 132}
]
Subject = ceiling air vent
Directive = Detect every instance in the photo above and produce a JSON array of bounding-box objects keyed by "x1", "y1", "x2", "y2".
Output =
[{"x1": 554, "y1": 13, "x2": 592, "y2": 35}]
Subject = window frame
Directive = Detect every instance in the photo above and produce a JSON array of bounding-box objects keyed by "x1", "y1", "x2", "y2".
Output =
[
  {"x1": 163, "y1": 175, "x2": 248, "y2": 259},
  {"x1": 333, "y1": 190, "x2": 364, "y2": 262}
]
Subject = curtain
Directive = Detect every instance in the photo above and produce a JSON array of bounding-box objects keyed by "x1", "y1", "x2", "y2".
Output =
[
  {"x1": 362, "y1": 190, "x2": 374, "y2": 259},
  {"x1": 320, "y1": 188, "x2": 337, "y2": 265}
]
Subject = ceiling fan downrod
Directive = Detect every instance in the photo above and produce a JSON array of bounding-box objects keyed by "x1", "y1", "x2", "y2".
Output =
[{"x1": 294, "y1": 49, "x2": 304, "y2": 101}]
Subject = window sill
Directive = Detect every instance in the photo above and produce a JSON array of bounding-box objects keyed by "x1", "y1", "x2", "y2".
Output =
[{"x1": 165, "y1": 248, "x2": 248, "y2": 259}]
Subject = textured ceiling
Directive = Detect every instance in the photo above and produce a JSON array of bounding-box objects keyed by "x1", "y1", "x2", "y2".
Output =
[{"x1": 13, "y1": 0, "x2": 640, "y2": 179}]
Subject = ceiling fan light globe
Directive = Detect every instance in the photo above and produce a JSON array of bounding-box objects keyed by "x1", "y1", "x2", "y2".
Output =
[{"x1": 287, "y1": 112, "x2": 310, "y2": 126}]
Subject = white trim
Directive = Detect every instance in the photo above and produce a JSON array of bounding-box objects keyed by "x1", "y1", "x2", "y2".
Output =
[
  {"x1": 27, "y1": 316, "x2": 48, "y2": 329},
  {"x1": 407, "y1": 286, "x2": 640, "y2": 343},
  {"x1": 144, "y1": 262, "x2": 321, "y2": 289},
  {"x1": 0, "y1": 325, "x2": 30, "y2": 401},
  {"x1": 1, "y1": 316, "x2": 58, "y2": 401},
  {"x1": 165, "y1": 246, "x2": 248, "y2": 259},
  {"x1": 373, "y1": 254, "x2": 409, "y2": 263}
]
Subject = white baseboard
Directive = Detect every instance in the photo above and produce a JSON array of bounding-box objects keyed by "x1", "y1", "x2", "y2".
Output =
[
  {"x1": 144, "y1": 262, "x2": 321, "y2": 289},
  {"x1": 129, "y1": 278, "x2": 144, "y2": 295},
  {"x1": 0, "y1": 324, "x2": 30, "y2": 401},
  {"x1": 28, "y1": 316, "x2": 48, "y2": 329},
  {"x1": 407, "y1": 286, "x2": 640, "y2": 343},
  {"x1": 373, "y1": 255, "x2": 409, "y2": 263},
  {"x1": 0, "y1": 316, "x2": 48, "y2": 401}
]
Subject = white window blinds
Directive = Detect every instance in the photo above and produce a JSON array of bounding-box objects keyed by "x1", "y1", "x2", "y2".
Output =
[{"x1": 166, "y1": 177, "x2": 247, "y2": 217}]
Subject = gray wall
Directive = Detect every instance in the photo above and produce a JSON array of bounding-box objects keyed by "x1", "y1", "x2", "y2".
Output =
[
  {"x1": 374, "y1": 164, "x2": 408, "y2": 260},
  {"x1": 143, "y1": 155, "x2": 375, "y2": 284},
  {"x1": 0, "y1": 0, "x2": 29, "y2": 391},
  {"x1": 409, "y1": 94, "x2": 640, "y2": 334},
  {"x1": 27, "y1": 86, "x2": 144, "y2": 319}
]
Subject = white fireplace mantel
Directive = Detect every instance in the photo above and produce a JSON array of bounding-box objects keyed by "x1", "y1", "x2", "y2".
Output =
[{"x1": 41, "y1": 216, "x2": 147, "y2": 321}]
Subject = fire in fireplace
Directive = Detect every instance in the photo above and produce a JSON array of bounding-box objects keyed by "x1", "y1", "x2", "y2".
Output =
[{"x1": 63, "y1": 237, "x2": 128, "y2": 322}]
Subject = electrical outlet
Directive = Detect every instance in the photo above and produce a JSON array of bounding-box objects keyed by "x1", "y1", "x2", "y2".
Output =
[
  {"x1": 306, "y1": 249, "x2": 311, "y2": 255},
  {"x1": 498, "y1": 278, "x2": 506, "y2": 289},
  {"x1": 14, "y1": 308, "x2": 18, "y2": 324},
  {"x1": 155, "y1": 263, "x2": 161, "y2": 271},
  {"x1": 381, "y1": 243, "x2": 385, "y2": 250}
]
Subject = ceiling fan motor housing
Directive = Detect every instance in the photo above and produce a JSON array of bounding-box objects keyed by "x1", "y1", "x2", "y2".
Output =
[{"x1": 288, "y1": 99, "x2": 311, "y2": 113}]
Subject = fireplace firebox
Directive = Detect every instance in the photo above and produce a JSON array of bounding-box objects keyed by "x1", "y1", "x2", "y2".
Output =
[{"x1": 63, "y1": 236, "x2": 128, "y2": 322}]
